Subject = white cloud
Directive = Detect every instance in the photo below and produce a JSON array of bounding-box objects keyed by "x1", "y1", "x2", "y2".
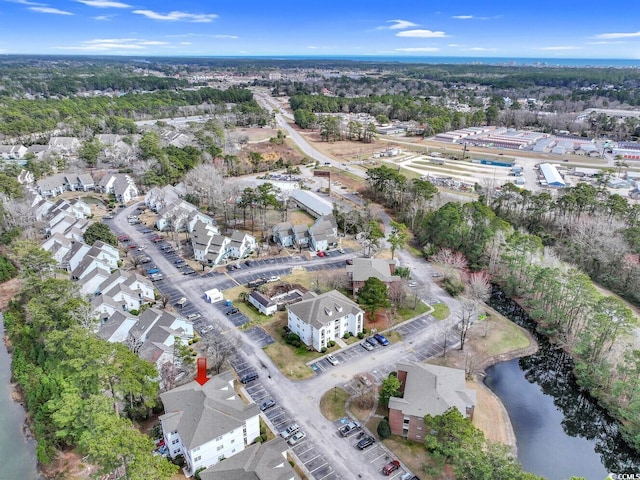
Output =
[
  {"x1": 29, "y1": 6, "x2": 73, "y2": 14},
  {"x1": 379, "y1": 19, "x2": 419, "y2": 30},
  {"x1": 465, "y1": 47, "x2": 496, "y2": 51},
  {"x1": 76, "y1": 0, "x2": 130, "y2": 7},
  {"x1": 593, "y1": 31, "x2": 640, "y2": 39},
  {"x1": 587, "y1": 40, "x2": 626, "y2": 45},
  {"x1": 55, "y1": 37, "x2": 169, "y2": 51},
  {"x1": 93, "y1": 14, "x2": 114, "y2": 20},
  {"x1": 6, "y1": 0, "x2": 45, "y2": 5},
  {"x1": 307, "y1": 46, "x2": 318, "y2": 49},
  {"x1": 447, "y1": 43, "x2": 466, "y2": 47},
  {"x1": 395, "y1": 47, "x2": 440, "y2": 52},
  {"x1": 538, "y1": 46, "x2": 581, "y2": 51},
  {"x1": 396, "y1": 29, "x2": 447, "y2": 38},
  {"x1": 132, "y1": 9, "x2": 217, "y2": 23},
  {"x1": 214, "y1": 34, "x2": 238, "y2": 39},
  {"x1": 180, "y1": 42, "x2": 192, "y2": 45},
  {"x1": 452, "y1": 15, "x2": 473, "y2": 19}
]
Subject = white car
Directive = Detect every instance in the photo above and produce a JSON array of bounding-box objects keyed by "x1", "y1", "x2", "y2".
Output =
[
  {"x1": 280, "y1": 423, "x2": 300, "y2": 439},
  {"x1": 327, "y1": 354, "x2": 339, "y2": 366},
  {"x1": 407, "y1": 281, "x2": 418, "y2": 287},
  {"x1": 287, "y1": 431, "x2": 306, "y2": 446},
  {"x1": 267, "y1": 275, "x2": 281, "y2": 283}
]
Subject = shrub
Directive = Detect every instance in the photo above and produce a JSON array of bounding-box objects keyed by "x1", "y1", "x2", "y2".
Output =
[
  {"x1": 343, "y1": 332, "x2": 352, "y2": 339},
  {"x1": 321, "y1": 347, "x2": 327, "y2": 353},
  {"x1": 377, "y1": 419, "x2": 391, "y2": 439},
  {"x1": 357, "y1": 332, "x2": 366, "y2": 339},
  {"x1": 129, "y1": 309, "x2": 139, "y2": 316},
  {"x1": 328, "y1": 340, "x2": 336, "y2": 347}
]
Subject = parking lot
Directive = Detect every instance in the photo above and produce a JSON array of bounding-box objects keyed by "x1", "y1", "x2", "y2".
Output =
[
  {"x1": 309, "y1": 313, "x2": 440, "y2": 377},
  {"x1": 237, "y1": 365, "x2": 341, "y2": 480}
]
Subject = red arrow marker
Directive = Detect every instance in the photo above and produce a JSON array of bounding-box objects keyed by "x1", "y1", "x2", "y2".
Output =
[{"x1": 195, "y1": 357, "x2": 209, "y2": 386}]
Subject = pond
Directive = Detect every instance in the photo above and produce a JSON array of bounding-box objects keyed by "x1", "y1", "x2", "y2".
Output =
[
  {"x1": 485, "y1": 287, "x2": 640, "y2": 479},
  {"x1": 0, "y1": 315, "x2": 40, "y2": 480}
]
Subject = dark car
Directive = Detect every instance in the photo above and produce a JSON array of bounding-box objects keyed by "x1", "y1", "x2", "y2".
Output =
[
  {"x1": 141, "y1": 228, "x2": 152, "y2": 234},
  {"x1": 356, "y1": 436, "x2": 375, "y2": 450},
  {"x1": 182, "y1": 268, "x2": 196, "y2": 275},
  {"x1": 226, "y1": 307, "x2": 239, "y2": 315},
  {"x1": 240, "y1": 371, "x2": 259, "y2": 384},
  {"x1": 373, "y1": 333, "x2": 389, "y2": 346},
  {"x1": 259, "y1": 399, "x2": 276, "y2": 411},
  {"x1": 226, "y1": 264, "x2": 235, "y2": 272},
  {"x1": 244, "y1": 260, "x2": 255, "y2": 267},
  {"x1": 173, "y1": 258, "x2": 186, "y2": 264},
  {"x1": 345, "y1": 259, "x2": 353, "y2": 265},
  {"x1": 233, "y1": 264, "x2": 242, "y2": 270}
]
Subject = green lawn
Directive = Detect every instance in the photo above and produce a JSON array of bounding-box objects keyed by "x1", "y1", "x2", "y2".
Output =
[
  {"x1": 319, "y1": 387, "x2": 350, "y2": 421},
  {"x1": 430, "y1": 302, "x2": 450, "y2": 320}
]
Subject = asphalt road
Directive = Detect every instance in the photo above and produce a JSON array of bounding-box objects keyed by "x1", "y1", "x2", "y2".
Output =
[{"x1": 109, "y1": 202, "x2": 465, "y2": 479}]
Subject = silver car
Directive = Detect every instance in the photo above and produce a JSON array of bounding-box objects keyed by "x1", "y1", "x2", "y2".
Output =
[{"x1": 287, "y1": 431, "x2": 306, "y2": 446}]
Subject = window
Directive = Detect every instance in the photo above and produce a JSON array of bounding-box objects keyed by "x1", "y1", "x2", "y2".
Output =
[
  {"x1": 230, "y1": 439, "x2": 235, "y2": 444},
  {"x1": 215, "y1": 435, "x2": 223, "y2": 442},
  {"x1": 217, "y1": 445, "x2": 223, "y2": 451},
  {"x1": 194, "y1": 455, "x2": 201, "y2": 462},
  {"x1": 172, "y1": 439, "x2": 179, "y2": 445}
]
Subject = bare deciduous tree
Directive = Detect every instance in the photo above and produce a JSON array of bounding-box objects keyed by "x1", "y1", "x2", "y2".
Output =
[
  {"x1": 458, "y1": 298, "x2": 476, "y2": 351},
  {"x1": 206, "y1": 331, "x2": 241, "y2": 375},
  {"x1": 71, "y1": 297, "x2": 101, "y2": 331},
  {"x1": 388, "y1": 280, "x2": 407, "y2": 309}
]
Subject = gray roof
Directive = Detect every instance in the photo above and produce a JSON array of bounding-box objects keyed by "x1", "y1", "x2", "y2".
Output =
[
  {"x1": 200, "y1": 438, "x2": 300, "y2": 480},
  {"x1": 249, "y1": 291, "x2": 275, "y2": 308},
  {"x1": 389, "y1": 362, "x2": 476, "y2": 418},
  {"x1": 287, "y1": 290, "x2": 362, "y2": 330},
  {"x1": 346, "y1": 258, "x2": 400, "y2": 283},
  {"x1": 160, "y1": 372, "x2": 260, "y2": 451},
  {"x1": 290, "y1": 190, "x2": 333, "y2": 218}
]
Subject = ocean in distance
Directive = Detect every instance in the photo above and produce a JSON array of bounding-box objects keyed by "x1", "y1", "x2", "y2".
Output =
[{"x1": 196, "y1": 55, "x2": 640, "y2": 68}]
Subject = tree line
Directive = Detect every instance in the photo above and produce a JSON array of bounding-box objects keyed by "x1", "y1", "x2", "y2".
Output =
[{"x1": 3, "y1": 242, "x2": 176, "y2": 479}]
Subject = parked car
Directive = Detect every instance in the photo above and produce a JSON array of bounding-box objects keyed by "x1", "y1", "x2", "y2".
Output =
[
  {"x1": 240, "y1": 371, "x2": 258, "y2": 384},
  {"x1": 187, "y1": 312, "x2": 202, "y2": 321},
  {"x1": 149, "y1": 273, "x2": 164, "y2": 282},
  {"x1": 317, "y1": 251, "x2": 325, "y2": 257},
  {"x1": 245, "y1": 259, "x2": 255, "y2": 267},
  {"x1": 407, "y1": 281, "x2": 418, "y2": 287},
  {"x1": 129, "y1": 219, "x2": 141, "y2": 225},
  {"x1": 326, "y1": 354, "x2": 339, "y2": 366},
  {"x1": 226, "y1": 264, "x2": 235, "y2": 272},
  {"x1": 173, "y1": 258, "x2": 186, "y2": 265},
  {"x1": 142, "y1": 228, "x2": 152, "y2": 234},
  {"x1": 382, "y1": 460, "x2": 401, "y2": 476},
  {"x1": 365, "y1": 336, "x2": 379, "y2": 347},
  {"x1": 117, "y1": 234, "x2": 129, "y2": 241},
  {"x1": 259, "y1": 399, "x2": 276, "y2": 411},
  {"x1": 373, "y1": 333, "x2": 389, "y2": 346},
  {"x1": 146, "y1": 267, "x2": 160, "y2": 275},
  {"x1": 247, "y1": 278, "x2": 266, "y2": 288},
  {"x1": 226, "y1": 307, "x2": 239, "y2": 315},
  {"x1": 233, "y1": 264, "x2": 242, "y2": 270},
  {"x1": 182, "y1": 268, "x2": 196, "y2": 275},
  {"x1": 361, "y1": 341, "x2": 374, "y2": 351},
  {"x1": 338, "y1": 421, "x2": 360, "y2": 437},
  {"x1": 432, "y1": 273, "x2": 443, "y2": 278},
  {"x1": 103, "y1": 214, "x2": 114, "y2": 220},
  {"x1": 200, "y1": 325, "x2": 214, "y2": 334},
  {"x1": 345, "y1": 259, "x2": 353, "y2": 265},
  {"x1": 287, "y1": 431, "x2": 306, "y2": 446},
  {"x1": 356, "y1": 436, "x2": 375, "y2": 450},
  {"x1": 266, "y1": 275, "x2": 280, "y2": 283},
  {"x1": 280, "y1": 423, "x2": 300, "y2": 439}
]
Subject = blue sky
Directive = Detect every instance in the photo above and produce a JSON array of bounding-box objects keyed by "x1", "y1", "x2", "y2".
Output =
[{"x1": 1, "y1": 0, "x2": 639, "y2": 58}]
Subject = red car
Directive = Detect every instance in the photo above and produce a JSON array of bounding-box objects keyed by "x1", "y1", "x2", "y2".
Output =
[
  {"x1": 382, "y1": 460, "x2": 401, "y2": 476},
  {"x1": 317, "y1": 251, "x2": 325, "y2": 257},
  {"x1": 117, "y1": 234, "x2": 129, "y2": 241}
]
